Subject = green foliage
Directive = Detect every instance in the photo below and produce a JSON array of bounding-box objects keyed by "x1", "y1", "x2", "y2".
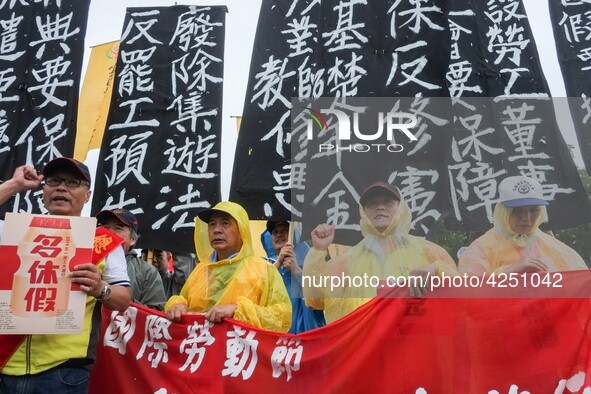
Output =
[{"x1": 433, "y1": 221, "x2": 467, "y2": 262}]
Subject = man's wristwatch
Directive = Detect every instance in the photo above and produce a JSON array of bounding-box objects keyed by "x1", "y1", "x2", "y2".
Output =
[{"x1": 95, "y1": 281, "x2": 112, "y2": 302}]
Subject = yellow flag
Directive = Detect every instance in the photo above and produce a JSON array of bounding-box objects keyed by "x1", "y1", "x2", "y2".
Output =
[
  {"x1": 235, "y1": 116, "x2": 242, "y2": 134},
  {"x1": 74, "y1": 41, "x2": 119, "y2": 161},
  {"x1": 250, "y1": 220, "x2": 268, "y2": 258}
]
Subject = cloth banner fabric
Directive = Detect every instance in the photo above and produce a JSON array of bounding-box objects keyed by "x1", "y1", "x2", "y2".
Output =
[
  {"x1": 231, "y1": 0, "x2": 591, "y2": 243},
  {"x1": 229, "y1": 0, "x2": 317, "y2": 221},
  {"x1": 0, "y1": 0, "x2": 91, "y2": 215},
  {"x1": 548, "y1": 0, "x2": 591, "y2": 174},
  {"x1": 441, "y1": 0, "x2": 591, "y2": 233},
  {"x1": 91, "y1": 6, "x2": 227, "y2": 253},
  {"x1": 91, "y1": 270, "x2": 591, "y2": 393}
]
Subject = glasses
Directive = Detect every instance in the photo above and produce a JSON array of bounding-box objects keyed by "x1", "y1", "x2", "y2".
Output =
[{"x1": 43, "y1": 177, "x2": 89, "y2": 188}]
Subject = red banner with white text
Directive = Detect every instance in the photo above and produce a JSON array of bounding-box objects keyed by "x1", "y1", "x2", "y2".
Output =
[{"x1": 90, "y1": 270, "x2": 591, "y2": 393}]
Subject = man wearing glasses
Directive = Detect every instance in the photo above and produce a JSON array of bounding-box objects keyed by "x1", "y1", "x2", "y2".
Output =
[{"x1": 0, "y1": 157, "x2": 131, "y2": 394}]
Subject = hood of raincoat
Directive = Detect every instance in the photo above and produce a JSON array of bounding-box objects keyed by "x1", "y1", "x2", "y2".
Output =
[
  {"x1": 493, "y1": 202, "x2": 548, "y2": 248},
  {"x1": 194, "y1": 201, "x2": 254, "y2": 265},
  {"x1": 359, "y1": 190, "x2": 412, "y2": 241}
]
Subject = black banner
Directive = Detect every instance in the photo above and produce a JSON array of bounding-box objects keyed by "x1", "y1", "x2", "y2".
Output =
[
  {"x1": 235, "y1": 0, "x2": 591, "y2": 245},
  {"x1": 443, "y1": 0, "x2": 591, "y2": 232},
  {"x1": 230, "y1": 0, "x2": 322, "y2": 221},
  {"x1": 0, "y1": 0, "x2": 90, "y2": 214},
  {"x1": 548, "y1": 0, "x2": 591, "y2": 173},
  {"x1": 232, "y1": 0, "x2": 454, "y2": 237},
  {"x1": 91, "y1": 6, "x2": 226, "y2": 253},
  {"x1": 304, "y1": 0, "x2": 454, "y2": 244}
]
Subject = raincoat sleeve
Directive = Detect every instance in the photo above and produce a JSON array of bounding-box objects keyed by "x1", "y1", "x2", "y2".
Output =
[
  {"x1": 302, "y1": 247, "x2": 329, "y2": 311},
  {"x1": 233, "y1": 263, "x2": 292, "y2": 332},
  {"x1": 425, "y1": 241, "x2": 459, "y2": 276},
  {"x1": 458, "y1": 240, "x2": 495, "y2": 275}
]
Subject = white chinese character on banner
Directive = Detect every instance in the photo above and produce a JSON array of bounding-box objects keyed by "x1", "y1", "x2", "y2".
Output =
[
  {"x1": 179, "y1": 320, "x2": 215, "y2": 373},
  {"x1": 137, "y1": 315, "x2": 173, "y2": 368},
  {"x1": 501, "y1": 103, "x2": 548, "y2": 162},
  {"x1": 105, "y1": 131, "x2": 153, "y2": 186},
  {"x1": 390, "y1": 168, "x2": 441, "y2": 234},
  {"x1": 388, "y1": 41, "x2": 441, "y2": 90},
  {"x1": 152, "y1": 183, "x2": 209, "y2": 231},
  {"x1": 0, "y1": 0, "x2": 29, "y2": 10},
  {"x1": 102, "y1": 189, "x2": 140, "y2": 214},
  {"x1": 0, "y1": 13, "x2": 25, "y2": 61},
  {"x1": 448, "y1": 161, "x2": 506, "y2": 222},
  {"x1": 272, "y1": 164, "x2": 300, "y2": 216},
  {"x1": 16, "y1": 114, "x2": 66, "y2": 164},
  {"x1": 327, "y1": 52, "x2": 366, "y2": 96},
  {"x1": 451, "y1": 114, "x2": 504, "y2": 161},
  {"x1": 29, "y1": 56, "x2": 73, "y2": 108},
  {"x1": 581, "y1": 94, "x2": 591, "y2": 124},
  {"x1": 170, "y1": 49, "x2": 222, "y2": 95},
  {"x1": 388, "y1": 0, "x2": 444, "y2": 38},
  {"x1": 170, "y1": 8, "x2": 222, "y2": 52},
  {"x1": 298, "y1": 57, "x2": 325, "y2": 97},
  {"x1": 118, "y1": 47, "x2": 157, "y2": 96},
  {"x1": 103, "y1": 307, "x2": 138, "y2": 355},
  {"x1": 271, "y1": 337, "x2": 303, "y2": 382},
  {"x1": 163, "y1": 135, "x2": 218, "y2": 178},
  {"x1": 312, "y1": 172, "x2": 360, "y2": 231},
  {"x1": 168, "y1": 91, "x2": 218, "y2": 133},
  {"x1": 121, "y1": 10, "x2": 163, "y2": 45},
  {"x1": 0, "y1": 69, "x2": 18, "y2": 102},
  {"x1": 221, "y1": 325, "x2": 259, "y2": 380},
  {"x1": 252, "y1": 55, "x2": 295, "y2": 110},
  {"x1": 109, "y1": 98, "x2": 160, "y2": 130},
  {"x1": 0, "y1": 110, "x2": 9, "y2": 155},
  {"x1": 30, "y1": 12, "x2": 79, "y2": 59},
  {"x1": 322, "y1": 0, "x2": 368, "y2": 52},
  {"x1": 578, "y1": 47, "x2": 591, "y2": 70},
  {"x1": 558, "y1": 12, "x2": 591, "y2": 44},
  {"x1": 282, "y1": 15, "x2": 316, "y2": 58}
]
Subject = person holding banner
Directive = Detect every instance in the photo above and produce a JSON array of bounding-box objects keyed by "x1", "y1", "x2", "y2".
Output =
[
  {"x1": 146, "y1": 249, "x2": 196, "y2": 299},
  {"x1": 459, "y1": 175, "x2": 588, "y2": 275},
  {"x1": 265, "y1": 220, "x2": 326, "y2": 333},
  {"x1": 303, "y1": 181, "x2": 458, "y2": 324},
  {"x1": 165, "y1": 201, "x2": 291, "y2": 332},
  {"x1": 0, "y1": 158, "x2": 131, "y2": 394},
  {"x1": 97, "y1": 208, "x2": 167, "y2": 310}
]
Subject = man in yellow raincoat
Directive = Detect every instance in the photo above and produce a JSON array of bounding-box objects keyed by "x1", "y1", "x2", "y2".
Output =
[
  {"x1": 303, "y1": 182, "x2": 458, "y2": 324},
  {"x1": 165, "y1": 201, "x2": 292, "y2": 332},
  {"x1": 459, "y1": 175, "x2": 588, "y2": 275}
]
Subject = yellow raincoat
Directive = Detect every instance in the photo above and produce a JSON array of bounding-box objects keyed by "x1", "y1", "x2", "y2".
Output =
[
  {"x1": 165, "y1": 201, "x2": 291, "y2": 332},
  {"x1": 303, "y1": 195, "x2": 458, "y2": 324},
  {"x1": 459, "y1": 203, "x2": 587, "y2": 274}
]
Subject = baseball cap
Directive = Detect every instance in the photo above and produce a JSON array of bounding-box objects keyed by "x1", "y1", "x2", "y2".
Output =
[
  {"x1": 498, "y1": 176, "x2": 548, "y2": 208},
  {"x1": 359, "y1": 182, "x2": 401, "y2": 206},
  {"x1": 43, "y1": 157, "x2": 91, "y2": 184},
  {"x1": 197, "y1": 201, "x2": 238, "y2": 223},
  {"x1": 97, "y1": 208, "x2": 139, "y2": 231},
  {"x1": 266, "y1": 220, "x2": 290, "y2": 233}
]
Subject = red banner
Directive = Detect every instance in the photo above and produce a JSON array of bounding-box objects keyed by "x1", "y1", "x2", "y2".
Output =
[{"x1": 90, "y1": 271, "x2": 591, "y2": 393}]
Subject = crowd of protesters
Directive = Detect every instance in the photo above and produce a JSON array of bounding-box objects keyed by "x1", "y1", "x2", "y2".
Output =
[{"x1": 0, "y1": 157, "x2": 587, "y2": 393}]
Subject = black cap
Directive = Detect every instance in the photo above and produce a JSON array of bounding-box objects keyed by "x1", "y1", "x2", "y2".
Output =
[
  {"x1": 359, "y1": 182, "x2": 401, "y2": 206},
  {"x1": 97, "y1": 208, "x2": 139, "y2": 232},
  {"x1": 197, "y1": 208, "x2": 226, "y2": 223},
  {"x1": 43, "y1": 157, "x2": 91, "y2": 184},
  {"x1": 266, "y1": 220, "x2": 290, "y2": 233}
]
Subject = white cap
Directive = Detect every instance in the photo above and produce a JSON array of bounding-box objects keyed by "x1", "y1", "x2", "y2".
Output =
[{"x1": 498, "y1": 176, "x2": 548, "y2": 208}]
